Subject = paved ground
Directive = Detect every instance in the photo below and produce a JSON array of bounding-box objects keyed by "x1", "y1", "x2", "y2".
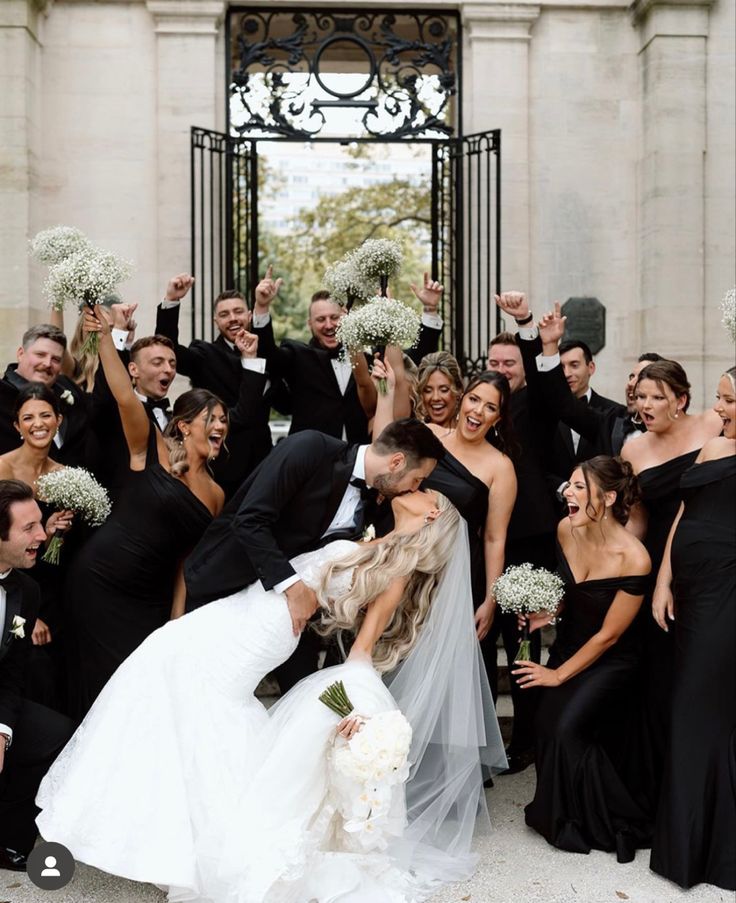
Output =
[{"x1": 3, "y1": 768, "x2": 729, "y2": 903}]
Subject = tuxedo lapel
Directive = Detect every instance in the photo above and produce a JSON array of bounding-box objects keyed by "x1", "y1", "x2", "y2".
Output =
[
  {"x1": 0, "y1": 577, "x2": 22, "y2": 666},
  {"x1": 308, "y1": 341, "x2": 344, "y2": 396},
  {"x1": 317, "y1": 445, "x2": 359, "y2": 538}
]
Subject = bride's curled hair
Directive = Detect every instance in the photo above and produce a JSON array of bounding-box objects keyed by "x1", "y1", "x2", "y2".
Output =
[{"x1": 315, "y1": 494, "x2": 460, "y2": 673}]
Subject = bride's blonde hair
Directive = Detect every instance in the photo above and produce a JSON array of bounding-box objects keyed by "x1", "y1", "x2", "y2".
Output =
[{"x1": 315, "y1": 493, "x2": 460, "y2": 672}]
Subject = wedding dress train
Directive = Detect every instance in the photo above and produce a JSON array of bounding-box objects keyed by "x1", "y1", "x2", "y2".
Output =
[{"x1": 37, "y1": 530, "x2": 505, "y2": 902}]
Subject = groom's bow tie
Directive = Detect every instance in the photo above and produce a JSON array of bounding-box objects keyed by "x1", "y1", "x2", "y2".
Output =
[
  {"x1": 145, "y1": 397, "x2": 171, "y2": 414},
  {"x1": 350, "y1": 477, "x2": 375, "y2": 500}
]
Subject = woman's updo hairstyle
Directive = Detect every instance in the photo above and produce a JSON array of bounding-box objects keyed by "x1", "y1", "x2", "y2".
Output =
[
  {"x1": 163, "y1": 388, "x2": 227, "y2": 477},
  {"x1": 636, "y1": 359, "x2": 691, "y2": 412},
  {"x1": 13, "y1": 383, "x2": 61, "y2": 421},
  {"x1": 579, "y1": 455, "x2": 641, "y2": 525}
]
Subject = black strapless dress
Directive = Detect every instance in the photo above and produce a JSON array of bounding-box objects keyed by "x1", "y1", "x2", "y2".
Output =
[
  {"x1": 650, "y1": 455, "x2": 736, "y2": 890},
  {"x1": 627, "y1": 449, "x2": 700, "y2": 813},
  {"x1": 66, "y1": 426, "x2": 212, "y2": 720},
  {"x1": 525, "y1": 548, "x2": 652, "y2": 855}
]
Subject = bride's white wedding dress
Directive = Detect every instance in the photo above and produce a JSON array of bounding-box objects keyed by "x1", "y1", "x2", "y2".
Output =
[{"x1": 37, "y1": 532, "x2": 505, "y2": 903}]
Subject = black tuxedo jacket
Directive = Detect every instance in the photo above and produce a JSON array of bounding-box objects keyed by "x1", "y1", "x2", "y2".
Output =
[
  {"x1": 185, "y1": 431, "x2": 360, "y2": 608},
  {"x1": 0, "y1": 571, "x2": 40, "y2": 732},
  {"x1": 155, "y1": 304, "x2": 273, "y2": 495},
  {"x1": 253, "y1": 319, "x2": 441, "y2": 444},
  {"x1": 0, "y1": 367, "x2": 89, "y2": 466},
  {"x1": 550, "y1": 389, "x2": 627, "y2": 486}
]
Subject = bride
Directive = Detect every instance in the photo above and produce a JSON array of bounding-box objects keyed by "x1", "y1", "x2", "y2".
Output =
[{"x1": 36, "y1": 488, "x2": 505, "y2": 902}]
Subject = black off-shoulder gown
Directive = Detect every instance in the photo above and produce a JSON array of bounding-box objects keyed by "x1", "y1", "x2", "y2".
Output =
[
  {"x1": 66, "y1": 426, "x2": 212, "y2": 720},
  {"x1": 525, "y1": 547, "x2": 652, "y2": 854},
  {"x1": 650, "y1": 455, "x2": 736, "y2": 890}
]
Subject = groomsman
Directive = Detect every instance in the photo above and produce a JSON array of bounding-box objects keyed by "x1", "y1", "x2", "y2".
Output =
[
  {"x1": 0, "y1": 326, "x2": 87, "y2": 466},
  {"x1": 185, "y1": 419, "x2": 445, "y2": 691},
  {"x1": 252, "y1": 268, "x2": 445, "y2": 444},
  {"x1": 0, "y1": 480, "x2": 73, "y2": 871},
  {"x1": 154, "y1": 275, "x2": 273, "y2": 497}
]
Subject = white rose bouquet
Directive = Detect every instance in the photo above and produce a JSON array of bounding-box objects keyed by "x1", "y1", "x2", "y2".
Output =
[
  {"x1": 352, "y1": 238, "x2": 403, "y2": 296},
  {"x1": 37, "y1": 468, "x2": 112, "y2": 564},
  {"x1": 319, "y1": 680, "x2": 412, "y2": 851},
  {"x1": 44, "y1": 245, "x2": 133, "y2": 355},
  {"x1": 336, "y1": 296, "x2": 421, "y2": 393},
  {"x1": 493, "y1": 563, "x2": 565, "y2": 660},
  {"x1": 29, "y1": 226, "x2": 92, "y2": 265},
  {"x1": 721, "y1": 287, "x2": 735, "y2": 344}
]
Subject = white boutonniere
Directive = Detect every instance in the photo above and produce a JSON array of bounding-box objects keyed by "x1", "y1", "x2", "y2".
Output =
[
  {"x1": 361, "y1": 524, "x2": 376, "y2": 543},
  {"x1": 10, "y1": 616, "x2": 26, "y2": 640},
  {"x1": 60, "y1": 389, "x2": 75, "y2": 406}
]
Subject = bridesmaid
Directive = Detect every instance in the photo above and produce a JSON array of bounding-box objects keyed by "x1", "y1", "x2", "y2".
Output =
[
  {"x1": 0, "y1": 385, "x2": 74, "y2": 708},
  {"x1": 516, "y1": 456, "x2": 652, "y2": 861},
  {"x1": 66, "y1": 310, "x2": 228, "y2": 720},
  {"x1": 650, "y1": 366, "x2": 736, "y2": 890},
  {"x1": 415, "y1": 351, "x2": 464, "y2": 429},
  {"x1": 620, "y1": 359, "x2": 722, "y2": 811}
]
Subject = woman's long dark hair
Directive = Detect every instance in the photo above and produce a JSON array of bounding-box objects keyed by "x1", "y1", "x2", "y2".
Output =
[
  {"x1": 162, "y1": 388, "x2": 228, "y2": 476},
  {"x1": 13, "y1": 383, "x2": 61, "y2": 420},
  {"x1": 463, "y1": 371, "x2": 517, "y2": 458}
]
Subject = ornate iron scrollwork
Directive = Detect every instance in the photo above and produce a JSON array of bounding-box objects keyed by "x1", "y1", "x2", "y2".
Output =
[{"x1": 229, "y1": 10, "x2": 458, "y2": 139}]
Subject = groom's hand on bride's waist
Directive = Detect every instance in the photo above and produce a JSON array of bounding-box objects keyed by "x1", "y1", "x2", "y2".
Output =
[{"x1": 285, "y1": 581, "x2": 319, "y2": 636}]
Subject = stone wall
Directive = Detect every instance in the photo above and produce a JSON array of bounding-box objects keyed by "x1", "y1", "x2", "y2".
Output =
[{"x1": 1, "y1": 0, "x2": 733, "y2": 406}]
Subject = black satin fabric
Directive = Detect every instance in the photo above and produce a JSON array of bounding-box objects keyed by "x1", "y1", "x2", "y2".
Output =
[
  {"x1": 66, "y1": 426, "x2": 212, "y2": 720},
  {"x1": 624, "y1": 449, "x2": 700, "y2": 814},
  {"x1": 424, "y1": 450, "x2": 488, "y2": 607},
  {"x1": 650, "y1": 455, "x2": 736, "y2": 890},
  {"x1": 524, "y1": 547, "x2": 652, "y2": 854}
]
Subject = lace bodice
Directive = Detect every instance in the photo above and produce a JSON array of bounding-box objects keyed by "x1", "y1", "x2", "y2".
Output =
[{"x1": 290, "y1": 539, "x2": 358, "y2": 601}]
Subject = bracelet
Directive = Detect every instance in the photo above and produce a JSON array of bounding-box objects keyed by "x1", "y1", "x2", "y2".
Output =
[{"x1": 515, "y1": 313, "x2": 534, "y2": 326}]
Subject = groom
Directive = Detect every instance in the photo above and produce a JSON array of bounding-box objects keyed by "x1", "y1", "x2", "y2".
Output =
[{"x1": 184, "y1": 419, "x2": 445, "y2": 689}]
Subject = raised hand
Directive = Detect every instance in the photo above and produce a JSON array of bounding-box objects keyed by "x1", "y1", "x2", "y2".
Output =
[
  {"x1": 254, "y1": 264, "x2": 284, "y2": 311},
  {"x1": 410, "y1": 272, "x2": 443, "y2": 312},
  {"x1": 234, "y1": 329, "x2": 258, "y2": 359},
  {"x1": 370, "y1": 353, "x2": 396, "y2": 393},
  {"x1": 110, "y1": 302, "x2": 138, "y2": 332},
  {"x1": 538, "y1": 301, "x2": 567, "y2": 347},
  {"x1": 494, "y1": 291, "x2": 530, "y2": 322},
  {"x1": 164, "y1": 273, "x2": 194, "y2": 303},
  {"x1": 83, "y1": 306, "x2": 111, "y2": 337}
]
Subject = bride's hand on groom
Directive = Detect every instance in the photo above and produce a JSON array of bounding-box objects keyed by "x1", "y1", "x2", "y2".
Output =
[
  {"x1": 336, "y1": 714, "x2": 366, "y2": 740},
  {"x1": 284, "y1": 581, "x2": 319, "y2": 636}
]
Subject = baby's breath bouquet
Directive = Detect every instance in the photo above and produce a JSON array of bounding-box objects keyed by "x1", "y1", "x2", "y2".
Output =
[
  {"x1": 336, "y1": 296, "x2": 421, "y2": 394},
  {"x1": 721, "y1": 287, "x2": 736, "y2": 343},
  {"x1": 44, "y1": 246, "x2": 133, "y2": 355},
  {"x1": 493, "y1": 563, "x2": 565, "y2": 661},
  {"x1": 323, "y1": 256, "x2": 372, "y2": 309},
  {"x1": 352, "y1": 239, "x2": 403, "y2": 296},
  {"x1": 37, "y1": 468, "x2": 112, "y2": 564},
  {"x1": 29, "y1": 226, "x2": 92, "y2": 265}
]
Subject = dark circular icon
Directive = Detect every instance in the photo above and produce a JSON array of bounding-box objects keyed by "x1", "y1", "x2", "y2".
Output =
[{"x1": 27, "y1": 841, "x2": 75, "y2": 891}]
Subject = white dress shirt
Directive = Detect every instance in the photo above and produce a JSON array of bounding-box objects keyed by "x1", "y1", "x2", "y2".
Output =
[
  {"x1": 272, "y1": 445, "x2": 369, "y2": 595},
  {"x1": 0, "y1": 570, "x2": 14, "y2": 744},
  {"x1": 134, "y1": 389, "x2": 169, "y2": 431}
]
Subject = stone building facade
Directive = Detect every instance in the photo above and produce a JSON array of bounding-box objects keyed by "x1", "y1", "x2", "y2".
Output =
[{"x1": 2, "y1": 0, "x2": 734, "y2": 404}]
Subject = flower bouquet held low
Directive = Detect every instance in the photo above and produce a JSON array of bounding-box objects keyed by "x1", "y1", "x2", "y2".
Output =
[
  {"x1": 336, "y1": 296, "x2": 420, "y2": 394},
  {"x1": 493, "y1": 563, "x2": 565, "y2": 661},
  {"x1": 319, "y1": 680, "x2": 412, "y2": 850},
  {"x1": 352, "y1": 238, "x2": 403, "y2": 297},
  {"x1": 37, "y1": 468, "x2": 112, "y2": 564}
]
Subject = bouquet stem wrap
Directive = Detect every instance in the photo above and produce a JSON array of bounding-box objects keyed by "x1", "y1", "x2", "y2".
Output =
[
  {"x1": 516, "y1": 621, "x2": 532, "y2": 662},
  {"x1": 42, "y1": 535, "x2": 64, "y2": 565}
]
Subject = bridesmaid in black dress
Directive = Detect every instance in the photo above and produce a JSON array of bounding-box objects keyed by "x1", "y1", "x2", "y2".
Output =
[
  {"x1": 650, "y1": 368, "x2": 736, "y2": 891},
  {"x1": 621, "y1": 360, "x2": 722, "y2": 811},
  {"x1": 67, "y1": 310, "x2": 228, "y2": 720},
  {"x1": 515, "y1": 456, "x2": 652, "y2": 860}
]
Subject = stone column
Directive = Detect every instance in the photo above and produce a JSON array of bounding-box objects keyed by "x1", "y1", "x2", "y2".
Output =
[
  {"x1": 146, "y1": 0, "x2": 225, "y2": 339},
  {"x1": 631, "y1": 0, "x2": 714, "y2": 403},
  {"x1": 0, "y1": 0, "x2": 49, "y2": 357},
  {"x1": 462, "y1": 3, "x2": 540, "y2": 298}
]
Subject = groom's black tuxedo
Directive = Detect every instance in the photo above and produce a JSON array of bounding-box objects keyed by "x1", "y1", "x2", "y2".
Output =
[{"x1": 185, "y1": 431, "x2": 363, "y2": 610}]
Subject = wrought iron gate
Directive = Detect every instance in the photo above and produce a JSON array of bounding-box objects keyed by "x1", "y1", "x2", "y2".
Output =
[{"x1": 191, "y1": 126, "x2": 501, "y2": 370}]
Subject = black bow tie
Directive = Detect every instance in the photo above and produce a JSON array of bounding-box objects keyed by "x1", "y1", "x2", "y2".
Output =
[
  {"x1": 350, "y1": 477, "x2": 376, "y2": 500},
  {"x1": 145, "y1": 398, "x2": 171, "y2": 414},
  {"x1": 309, "y1": 337, "x2": 343, "y2": 360},
  {"x1": 624, "y1": 416, "x2": 647, "y2": 436}
]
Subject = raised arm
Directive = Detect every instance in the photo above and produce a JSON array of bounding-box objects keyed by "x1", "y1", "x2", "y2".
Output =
[
  {"x1": 350, "y1": 351, "x2": 378, "y2": 421},
  {"x1": 476, "y1": 456, "x2": 517, "y2": 640},
  {"x1": 384, "y1": 344, "x2": 412, "y2": 420},
  {"x1": 83, "y1": 309, "x2": 150, "y2": 468},
  {"x1": 369, "y1": 355, "x2": 400, "y2": 437},
  {"x1": 46, "y1": 307, "x2": 77, "y2": 378}
]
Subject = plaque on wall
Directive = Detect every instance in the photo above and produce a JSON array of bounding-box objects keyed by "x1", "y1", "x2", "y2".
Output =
[{"x1": 560, "y1": 297, "x2": 606, "y2": 355}]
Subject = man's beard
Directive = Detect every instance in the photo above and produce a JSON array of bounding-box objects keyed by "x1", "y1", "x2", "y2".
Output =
[{"x1": 372, "y1": 470, "x2": 411, "y2": 499}]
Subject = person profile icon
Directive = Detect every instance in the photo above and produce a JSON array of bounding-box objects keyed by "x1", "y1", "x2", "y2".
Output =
[{"x1": 41, "y1": 855, "x2": 61, "y2": 877}]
